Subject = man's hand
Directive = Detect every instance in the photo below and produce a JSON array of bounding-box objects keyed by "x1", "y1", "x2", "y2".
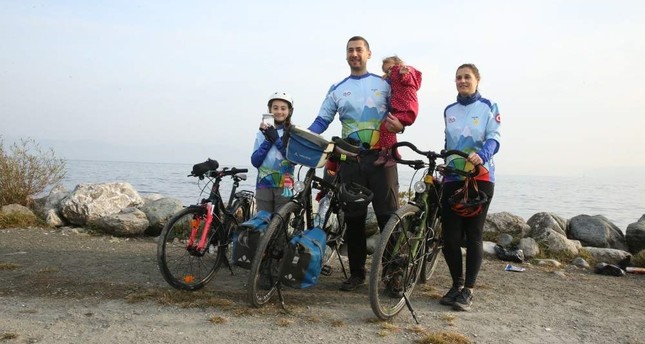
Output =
[{"x1": 384, "y1": 113, "x2": 404, "y2": 133}]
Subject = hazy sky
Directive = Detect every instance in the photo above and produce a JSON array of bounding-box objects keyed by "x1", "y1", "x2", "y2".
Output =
[{"x1": 2, "y1": 1, "x2": 644, "y2": 176}]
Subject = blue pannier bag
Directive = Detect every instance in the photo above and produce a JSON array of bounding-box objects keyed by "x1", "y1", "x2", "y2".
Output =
[
  {"x1": 280, "y1": 226, "x2": 327, "y2": 289},
  {"x1": 232, "y1": 210, "x2": 272, "y2": 269}
]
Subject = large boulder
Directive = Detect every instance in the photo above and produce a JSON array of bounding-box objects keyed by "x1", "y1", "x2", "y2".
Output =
[
  {"x1": 580, "y1": 247, "x2": 632, "y2": 266},
  {"x1": 484, "y1": 212, "x2": 531, "y2": 239},
  {"x1": 625, "y1": 215, "x2": 645, "y2": 254},
  {"x1": 91, "y1": 207, "x2": 149, "y2": 237},
  {"x1": 568, "y1": 215, "x2": 628, "y2": 251},
  {"x1": 527, "y1": 212, "x2": 568, "y2": 237},
  {"x1": 534, "y1": 228, "x2": 579, "y2": 257},
  {"x1": 139, "y1": 197, "x2": 184, "y2": 236},
  {"x1": 60, "y1": 182, "x2": 143, "y2": 226}
]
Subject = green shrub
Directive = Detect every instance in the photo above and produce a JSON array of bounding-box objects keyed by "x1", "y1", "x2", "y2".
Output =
[
  {"x1": 0, "y1": 212, "x2": 44, "y2": 229},
  {"x1": 0, "y1": 136, "x2": 66, "y2": 207}
]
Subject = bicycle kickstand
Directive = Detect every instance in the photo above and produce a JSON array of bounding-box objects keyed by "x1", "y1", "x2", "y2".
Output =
[
  {"x1": 276, "y1": 284, "x2": 291, "y2": 314},
  {"x1": 222, "y1": 251, "x2": 235, "y2": 275},
  {"x1": 403, "y1": 293, "x2": 420, "y2": 324}
]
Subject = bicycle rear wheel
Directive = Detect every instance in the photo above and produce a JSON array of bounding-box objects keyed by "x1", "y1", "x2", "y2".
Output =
[
  {"x1": 419, "y1": 214, "x2": 442, "y2": 283},
  {"x1": 369, "y1": 204, "x2": 425, "y2": 320},
  {"x1": 247, "y1": 201, "x2": 302, "y2": 307},
  {"x1": 157, "y1": 206, "x2": 223, "y2": 291}
]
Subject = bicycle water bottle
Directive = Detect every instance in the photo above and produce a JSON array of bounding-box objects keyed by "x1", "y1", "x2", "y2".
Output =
[{"x1": 314, "y1": 194, "x2": 331, "y2": 228}]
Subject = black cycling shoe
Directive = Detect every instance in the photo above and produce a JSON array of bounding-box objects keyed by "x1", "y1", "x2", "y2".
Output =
[
  {"x1": 439, "y1": 285, "x2": 463, "y2": 306},
  {"x1": 453, "y1": 288, "x2": 473, "y2": 312},
  {"x1": 340, "y1": 275, "x2": 366, "y2": 291}
]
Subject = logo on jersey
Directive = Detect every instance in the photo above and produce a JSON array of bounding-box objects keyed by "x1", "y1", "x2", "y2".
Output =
[
  {"x1": 447, "y1": 116, "x2": 456, "y2": 123},
  {"x1": 495, "y1": 114, "x2": 501, "y2": 123},
  {"x1": 343, "y1": 91, "x2": 352, "y2": 97},
  {"x1": 472, "y1": 116, "x2": 479, "y2": 126}
]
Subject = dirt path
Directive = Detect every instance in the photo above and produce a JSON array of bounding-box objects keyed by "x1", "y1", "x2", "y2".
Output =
[{"x1": 1, "y1": 227, "x2": 644, "y2": 344}]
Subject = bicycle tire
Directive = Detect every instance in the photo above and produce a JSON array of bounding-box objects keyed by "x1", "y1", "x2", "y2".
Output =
[
  {"x1": 157, "y1": 206, "x2": 223, "y2": 291},
  {"x1": 322, "y1": 203, "x2": 345, "y2": 268},
  {"x1": 247, "y1": 201, "x2": 303, "y2": 307},
  {"x1": 369, "y1": 204, "x2": 426, "y2": 320},
  {"x1": 419, "y1": 214, "x2": 442, "y2": 283}
]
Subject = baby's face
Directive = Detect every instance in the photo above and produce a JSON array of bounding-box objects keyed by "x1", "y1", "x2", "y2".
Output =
[{"x1": 382, "y1": 61, "x2": 395, "y2": 74}]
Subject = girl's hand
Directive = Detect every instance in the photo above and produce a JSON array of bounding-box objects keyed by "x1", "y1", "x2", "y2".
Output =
[
  {"x1": 259, "y1": 122, "x2": 268, "y2": 131},
  {"x1": 468, "y1": 152, "x2": 483, "y2": 165}
]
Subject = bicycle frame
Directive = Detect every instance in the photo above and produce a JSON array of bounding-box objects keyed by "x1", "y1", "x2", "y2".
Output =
[{"x1": 186, "y1": 170, "x2": 250, "y2": 255}]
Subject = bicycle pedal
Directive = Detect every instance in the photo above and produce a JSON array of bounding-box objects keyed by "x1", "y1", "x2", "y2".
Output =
[{"x1": 320, "y1": 264, "x2": 332, "y2": 276}]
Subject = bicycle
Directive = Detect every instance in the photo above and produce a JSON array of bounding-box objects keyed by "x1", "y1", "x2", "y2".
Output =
[
  {"x1": 247, "y1": 134, "x2": 361, "y2": 308},
  {"x1": 368, "y1": 142, "x2": 477, "y2": 322},
  {"x1": 157, "y1": 159, "x2": 255, "y2": 291}
]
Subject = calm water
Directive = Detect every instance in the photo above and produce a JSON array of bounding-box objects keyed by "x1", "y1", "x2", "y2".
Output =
[{"x1": 58, "y1": 160, "x2": 645, "y2": 232}]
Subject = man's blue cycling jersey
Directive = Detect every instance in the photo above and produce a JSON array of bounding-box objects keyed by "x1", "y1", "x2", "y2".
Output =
[{"x1": 308, "y1": 73, "x2": 390, "y2": 149}]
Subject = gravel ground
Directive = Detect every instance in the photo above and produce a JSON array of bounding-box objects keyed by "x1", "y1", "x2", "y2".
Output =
[{"x1": 1, "y1": 227, "x2": 644, "y2": 344}]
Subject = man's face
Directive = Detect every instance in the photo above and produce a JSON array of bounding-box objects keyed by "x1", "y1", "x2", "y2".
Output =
[{"x1": 346, "y1": 40, "x2": 371, "y2": 73}]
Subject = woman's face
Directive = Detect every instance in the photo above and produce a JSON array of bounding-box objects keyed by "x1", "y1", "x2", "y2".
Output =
[
  {"x1": 455, "y1": 67, "x2": 479, "y2": 96},
  {"x1": 270, "y1": 99, "x2": 290, "y2": 124}
]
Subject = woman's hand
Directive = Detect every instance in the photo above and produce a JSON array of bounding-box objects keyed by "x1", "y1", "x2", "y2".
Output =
[
  {"x1": 259, "y1": 122, "x2": 269, "y2": 131},
  {"x1": 467, "y1": 152, "x2": 483, "y2": 165}
]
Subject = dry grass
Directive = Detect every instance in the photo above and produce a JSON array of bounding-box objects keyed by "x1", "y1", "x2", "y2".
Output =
[
  {"x1": 0, "y1": 262, "x2": 20, "y2": 270},
  {"x1": 208, "y1": 315, "x2": 227, "y2": 324},
  {"x1": 276, "y1": 318, "x2": 293, "y2": 327},
  {"x1": 0, "y1": 332, "x2": 19, "y2": 340},
  {"x1": 38, "y1": 266, "x2": 59, "y2": 273},
  {"x1": 0, "y1": 213, "x2": 44, "y2": 229},
  {"x1": 416, "y1": 330, "x2": 472, "y2": 344},
  {"x1": 330, "y1": 319, "x2": 345, "y2": 327},
  {"x1": 439, "y1": 314, "x2": 457, "y2": 326}
]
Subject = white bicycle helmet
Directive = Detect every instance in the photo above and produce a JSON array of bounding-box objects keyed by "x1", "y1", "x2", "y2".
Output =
[{"x1": 267, "y1": 92, "x2": 294, "y2": 109}]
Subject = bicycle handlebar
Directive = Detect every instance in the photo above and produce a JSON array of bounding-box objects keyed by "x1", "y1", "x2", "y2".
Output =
[
  {"x1": 189, "y1": 166, "x2": 248, "y2": 179},
  {"x1": 391, "y1": 141, "x2": 479, "y2": 177}
]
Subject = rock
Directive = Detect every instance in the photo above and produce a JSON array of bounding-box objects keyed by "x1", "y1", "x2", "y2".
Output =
[
  {"x1": 568, "y1": 215, "x2": 628, "y2": 251},
  {"x1": 484, "y1": 212, "x2": 531, "y2": 239},
  {"x1": 138, "y1": 197, "x2": 184, "y2": 236},
  {"x1": 535, "y1": 259, "x2": 561, "y2": 267},
  {"x1": 497, "y1": 233, "x2": 514, "y2": 247},
  {"x1": 1, "y1": 204, "x2": 37, "y2": 218},
  {"x1": 31, "y1": 185, "x2": 69, "y2": 227},
  {"x1": 527, "y1": 212, "x2": 568, "y2": 237},
  {"x1": 483, "y1": 241, "x2": 497, "y2": 255},
  {"x1": 580, "y1": 247, "x2": 632, "y2": 266},
  {"x1": 60, "y1": 182, "x2": 144, "y2": 226},
  {"x1": 572, "y1": 257, "x2": 590, "y2": 269},
  {"x1": 534, "y1": 228, "x2": 579, "y2": 257},
  {"x1": 91, "y1": 207, "x2": 149, "y2": 237},
  {"x1": 517, "y1": 237, "x2": 540, "y2": 258},
  {"x1": 625, "y1": 215, "x2": 645, "y2": 254}
]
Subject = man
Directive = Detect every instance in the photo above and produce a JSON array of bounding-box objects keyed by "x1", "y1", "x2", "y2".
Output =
[{"x1": 308, "y1": 36, "x2": 405, "y2": 291}]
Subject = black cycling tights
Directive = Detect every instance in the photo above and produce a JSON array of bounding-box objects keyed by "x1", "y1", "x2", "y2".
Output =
[{"x1": 441, "y1": 181, "x2": 494, "y2": 289}]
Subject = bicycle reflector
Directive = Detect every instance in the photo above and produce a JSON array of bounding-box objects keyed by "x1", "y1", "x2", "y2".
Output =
[{"x1": 448, "y1": 177, "x2": 489, "y2": 217}]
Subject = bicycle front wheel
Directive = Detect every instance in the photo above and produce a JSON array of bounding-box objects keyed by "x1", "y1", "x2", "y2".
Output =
[
  {"x1": 157, "y1": 206, "x2": 222, "y2": 291},
  {"x1": 419, "y1": 214, "x2": 442, "y2": 283},
  {"x1": 247, "y1": 201, "x2": 303, "y2": 307},
  {"x1": 369, "y1": 204, "x2": 425, "y2": 320}
]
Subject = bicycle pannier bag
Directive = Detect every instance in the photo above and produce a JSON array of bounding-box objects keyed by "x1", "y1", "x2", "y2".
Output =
[
  {"x1": 280, "y1": 226, "x2": 327, "y2": 289},
  {"x1": 232, "y1": 210, "x2": 272, "y2": 269},
  {"x1": 285, "y1": 126, "x2": 334, "y2": 168}
]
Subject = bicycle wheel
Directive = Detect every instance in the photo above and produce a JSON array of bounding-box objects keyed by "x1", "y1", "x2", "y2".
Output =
[
  {"x1": 419, "y1": 214, "x2": 442, "y2": 283},
  {"x1": 369, "y1": 204, "x2": 426, "y2": 320},
  {"x1": 247, "y1": 201, "x2": 303, "y2": 307},
  {"x1": 157, "y1": 206, "x2": 223, "y2": 291}
]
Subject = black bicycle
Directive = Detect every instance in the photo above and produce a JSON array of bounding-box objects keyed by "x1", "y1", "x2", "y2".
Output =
[
  {"x1": 247, "y1": 136, "x2": 360, "y2": 308},
  {"x1": 369, "y1": 142, "x2": 477, "y2": 322},
  {"x1": 157, "y1": 159, "x2": 255, "y2": 291}
]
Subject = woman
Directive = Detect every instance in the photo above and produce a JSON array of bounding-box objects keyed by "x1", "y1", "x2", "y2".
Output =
[
  {"x1": 250, "y1": 92, "x2": 296, "y2": 212},
  {"x1": 440, "y1": 64, "x2": 501, "y2": 311}
]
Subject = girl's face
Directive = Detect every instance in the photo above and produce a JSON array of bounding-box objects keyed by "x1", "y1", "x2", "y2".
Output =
[
  {"x1": 455, "y1": 67, "x2": 479, "y2": 96},
  {"x1": 270, "y1": 99, "x2": 290, "y2": 124},
  {"x1": 382, "y1": 60, "x2": 395, "y2": 75}
]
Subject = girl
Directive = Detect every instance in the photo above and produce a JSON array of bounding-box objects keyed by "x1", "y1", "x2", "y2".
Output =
[{"x1": 250, "y1": 92, "x2": 296, "y2": 212}]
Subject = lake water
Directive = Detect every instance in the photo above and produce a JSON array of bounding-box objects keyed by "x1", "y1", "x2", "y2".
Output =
[{"x1": 58, "y1": 160, "x2": 645, "y2": 232}]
